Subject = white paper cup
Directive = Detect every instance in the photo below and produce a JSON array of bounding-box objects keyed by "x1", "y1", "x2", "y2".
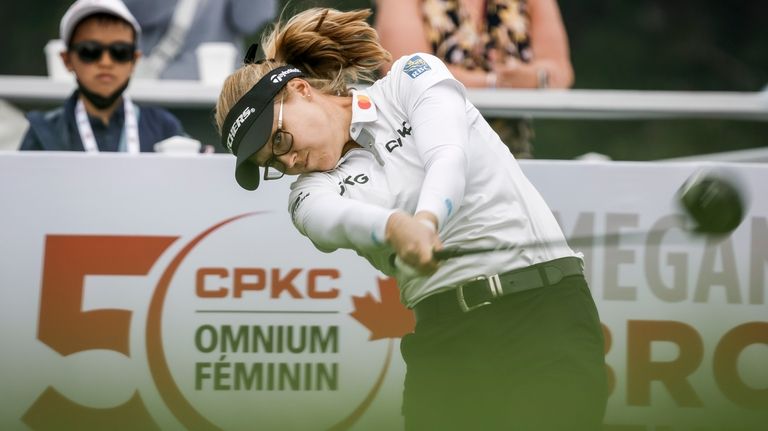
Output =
[
  {"x1": 45, "y1": 39, "x2": 73, "y2": 82},
  {"x1": 196, "y1": 42, "x2": 237, "y2": 86},
  {"x1": 154, "y1": 136, "x2": 202, "y2": 154}
]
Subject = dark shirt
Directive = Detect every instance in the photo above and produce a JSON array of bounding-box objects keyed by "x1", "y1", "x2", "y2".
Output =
[
  {"x1": 92, "y1": 102, "x2": 125, "y2": 152},
  {"x1": 19, "y1": 91, "x2": 185, "y2": 152}
]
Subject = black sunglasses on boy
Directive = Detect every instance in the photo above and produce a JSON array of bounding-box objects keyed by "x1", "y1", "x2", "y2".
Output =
[{"x1": 70, "y1": 41, "x2": 136, "y2": 64}]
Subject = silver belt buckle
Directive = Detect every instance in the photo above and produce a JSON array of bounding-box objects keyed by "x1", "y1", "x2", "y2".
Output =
[{"x1": 456, "y1": 274, "x2": 503, "y2": 312}]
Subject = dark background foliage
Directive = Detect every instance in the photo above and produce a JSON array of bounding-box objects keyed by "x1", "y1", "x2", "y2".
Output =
[{"x1": 2, "y1": 0, "x2": 766, "y2": 159}]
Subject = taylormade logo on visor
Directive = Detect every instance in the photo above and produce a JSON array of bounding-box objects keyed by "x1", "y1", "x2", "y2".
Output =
[
  {"x1": 271, "y1": 68, "x2": 302, "y2": 83},
  {"x1": 227, "y1": 107, "x2": 257, "y2": 151}
]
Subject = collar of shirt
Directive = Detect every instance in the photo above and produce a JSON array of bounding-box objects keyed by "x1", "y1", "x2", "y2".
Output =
[
  {"x1": 349, "y1": 89, "x2": 378, "y2": 141},
  {"x1": 342, "y1": 89, "x2": 387, "y2": 168}
]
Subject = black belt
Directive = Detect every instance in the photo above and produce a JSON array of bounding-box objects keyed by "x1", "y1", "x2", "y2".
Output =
[{"x1": 413, "y1": 257, "x2": 583, "y2": 323}]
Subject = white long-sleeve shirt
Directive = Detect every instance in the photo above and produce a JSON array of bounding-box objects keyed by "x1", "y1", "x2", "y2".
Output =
[{"x1": 288, "y1": 53, "x2": 576, "y2": 307}]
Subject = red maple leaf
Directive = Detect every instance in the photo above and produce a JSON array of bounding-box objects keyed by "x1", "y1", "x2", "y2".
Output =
[{"x1": 350, "y1": 277, "x2": 415, "y2": 340}]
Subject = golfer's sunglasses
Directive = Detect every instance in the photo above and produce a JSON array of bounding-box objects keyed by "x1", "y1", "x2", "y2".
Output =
[{"x1": 70, "y1": 41, "x2": 136, "y2": 64}]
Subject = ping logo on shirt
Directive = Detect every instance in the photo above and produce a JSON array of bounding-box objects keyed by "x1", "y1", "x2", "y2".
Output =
[{"x1": 403, "y1": 55, "x2": 431, "y2": 79}]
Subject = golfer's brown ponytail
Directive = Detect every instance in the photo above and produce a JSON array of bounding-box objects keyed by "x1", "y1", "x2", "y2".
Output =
[
  {"x1": 215, "y1": 8, "x2": 390, "y2": 133},
  {"x1": 264, "y1": 8, "x2": 391, "y2": 93}
]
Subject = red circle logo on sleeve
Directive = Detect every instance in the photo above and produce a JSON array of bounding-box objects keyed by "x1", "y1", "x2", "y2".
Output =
[{"x1": 357, "y1": 95, "x2": 371, "y2": 110}]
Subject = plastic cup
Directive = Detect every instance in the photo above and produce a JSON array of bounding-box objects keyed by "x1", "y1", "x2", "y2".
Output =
[
  {"x1": 196, "y1": 42, "x2": 237, "y2": 86},
  {"x1": 154, "y1": 136, "x2": 202, "y2": 154}
]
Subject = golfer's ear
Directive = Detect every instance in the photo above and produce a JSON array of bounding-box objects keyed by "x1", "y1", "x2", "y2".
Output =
[{"x1": 288, "y1": 79, "x2": 312, "y2": 99}]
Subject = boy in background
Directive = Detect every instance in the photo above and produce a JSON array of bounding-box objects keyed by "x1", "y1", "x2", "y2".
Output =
[{"x1": 20, "y1": 0, "x2": 185, "y2": 152}]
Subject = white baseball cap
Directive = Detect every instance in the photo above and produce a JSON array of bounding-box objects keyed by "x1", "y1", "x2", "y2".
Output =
[{"x1": 60, "y1": 0, "x2": 141, "y2": 45}]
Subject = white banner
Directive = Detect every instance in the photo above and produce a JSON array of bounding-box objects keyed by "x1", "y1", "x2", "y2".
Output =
[{"x1": 1, "y1": 153, "x2": 766, "y2": 430}]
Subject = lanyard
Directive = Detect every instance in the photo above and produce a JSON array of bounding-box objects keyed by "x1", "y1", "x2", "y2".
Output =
[{"x1": 75, "y1": 97, "x2": 140, "y2": 153}]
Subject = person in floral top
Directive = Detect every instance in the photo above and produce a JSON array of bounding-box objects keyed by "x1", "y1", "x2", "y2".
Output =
[{"x1": 376, "y1": 0, "x2": 574, "y2": 158}]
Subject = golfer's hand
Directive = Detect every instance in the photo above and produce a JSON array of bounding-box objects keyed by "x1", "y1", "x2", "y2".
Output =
[{"x1": 386, "y1": 211, "x2": 442, "y2": 275}]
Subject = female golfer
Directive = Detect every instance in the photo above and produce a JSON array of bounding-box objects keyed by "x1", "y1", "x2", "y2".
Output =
[{"x1": 216, "y1": 8, "x2": 606, "y2": 430}]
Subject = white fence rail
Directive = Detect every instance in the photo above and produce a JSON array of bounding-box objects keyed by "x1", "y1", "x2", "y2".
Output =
[{"x1": 1, "y1": 75, "x2": 767, "y2": 120}]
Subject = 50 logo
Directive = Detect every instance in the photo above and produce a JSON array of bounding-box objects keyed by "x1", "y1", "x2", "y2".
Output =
[
  {"x1": 23, "y1": 235, "x2": 176, "y2": 430},
  {"x1": 21, "y1": 214, "x2": 414, "y2": 431}
]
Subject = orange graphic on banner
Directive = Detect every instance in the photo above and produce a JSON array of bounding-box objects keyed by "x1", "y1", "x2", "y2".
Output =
[
  {"x1": 628, "y1": 320, "x2": 705, "y2": 407},
  {"x1": 25, "y1": 234, "x2": 177, "y2": 430},
  {"x1": 350, "y1": 277, "x2": 415, "y2": 340},
  {"x1": 38, "y1": 235, "x2": 177, "y2": 356},
  {"x1": 713, "y1": 322, "x2": 768, "y2": 409},
  {"x1": 23, "y1": 387, "x2": 160, "y2": 431}
]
